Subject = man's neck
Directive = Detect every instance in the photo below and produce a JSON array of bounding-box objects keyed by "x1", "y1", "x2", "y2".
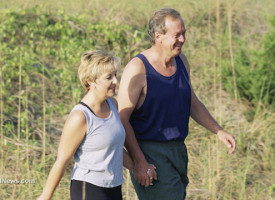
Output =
[{"x1": 148, "y1": 46, "x2": 175, "y2": 68}]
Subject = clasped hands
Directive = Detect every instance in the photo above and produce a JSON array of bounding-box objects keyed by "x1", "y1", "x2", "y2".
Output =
[{"x1": 133, "y1": 161, "x2": 157, "y2": 187}]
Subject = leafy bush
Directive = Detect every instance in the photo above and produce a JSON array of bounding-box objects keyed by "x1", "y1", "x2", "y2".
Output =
[
  {"x1": 0, "y1": 8, "x2": 147, "y2": 136},
  {"x1": 222, "y1": 16, "x2": 275, "y2": 109}
]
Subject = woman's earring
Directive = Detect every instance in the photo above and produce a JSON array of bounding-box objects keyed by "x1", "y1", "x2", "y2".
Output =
[{"x1": 87, "y1": 81, "x2": 95, "y2": 89}]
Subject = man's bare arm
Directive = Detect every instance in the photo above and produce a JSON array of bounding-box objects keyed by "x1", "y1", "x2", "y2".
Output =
[
  {"x1": 180, "y1": 53, "x2": 236, "y2": 154},
  {"x1": 118, "y1": 58, "x2": 157, "y2": 187}
]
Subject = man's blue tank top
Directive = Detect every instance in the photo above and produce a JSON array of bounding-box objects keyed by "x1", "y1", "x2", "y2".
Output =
[{"x1": 129, "y1": 54, "x2": 191, "y2": 141}]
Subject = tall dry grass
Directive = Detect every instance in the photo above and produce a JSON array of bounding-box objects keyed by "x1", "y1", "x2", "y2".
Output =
[
  {"x1": 0, "y1": 0, "x2": 274, "y2": 199},
  {"x1": 0, "y1": 50, "x2": 3, "y2": 175}
]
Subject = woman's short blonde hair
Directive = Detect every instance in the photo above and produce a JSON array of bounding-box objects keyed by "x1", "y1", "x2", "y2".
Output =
[{"x1": 78, "y1": 50, "x2": 120, "y2": 91}]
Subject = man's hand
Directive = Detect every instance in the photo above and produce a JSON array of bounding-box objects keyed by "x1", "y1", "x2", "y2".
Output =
[
  {"x1": 133, "y1": 160, "x2": 157, "y2": 187},
  {"x1": 217, "y1": 130, "x2": 236, "y2": 154}
]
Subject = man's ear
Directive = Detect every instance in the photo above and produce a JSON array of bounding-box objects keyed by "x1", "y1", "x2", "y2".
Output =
[{"x1": 155, "y1": 32, "x2": 162, "y2": 43}]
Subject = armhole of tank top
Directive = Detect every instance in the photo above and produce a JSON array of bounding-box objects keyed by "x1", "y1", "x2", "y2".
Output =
[
  {"x1": 136, "y1": 54, "x2": 150, "y2": 73},
  {"x1": 73, "y1": 106, "x2": 91, "y2": 135},
  {"x1": 176, "y1": 56, "x2": 189, "y2": 82},
  {"x1": 133, "y1": 54, "x2": 149, "y2": 112}
]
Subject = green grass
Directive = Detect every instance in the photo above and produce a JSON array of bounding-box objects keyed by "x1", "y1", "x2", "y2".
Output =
[{"x1": 0, "y1": 0, "x2": 274, "y2": 199}]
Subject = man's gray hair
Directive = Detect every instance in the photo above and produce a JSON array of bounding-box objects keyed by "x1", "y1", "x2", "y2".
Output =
[{"x1": 147, "y1": 8, "x2": 181, "y2": 44}]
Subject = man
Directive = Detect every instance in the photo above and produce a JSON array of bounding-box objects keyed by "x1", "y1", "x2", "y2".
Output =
[{"x1": 118, "y1": 8, "x2": 236, "y2": 200}]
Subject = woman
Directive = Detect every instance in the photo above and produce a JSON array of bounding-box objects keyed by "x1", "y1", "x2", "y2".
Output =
[{"x1": 37, "y1": 50, "x2": 136, "y2": 200}]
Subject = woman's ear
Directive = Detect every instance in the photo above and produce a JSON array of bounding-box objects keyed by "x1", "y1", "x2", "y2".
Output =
[
  {"x1": 87, "y1": 80, "x2": 92, "y2": 86},
  {"x1": 87, "y1": 80, "x2": 96, "y2": 89}
]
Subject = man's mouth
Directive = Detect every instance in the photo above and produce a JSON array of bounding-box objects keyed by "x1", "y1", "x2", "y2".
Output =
[{"x1": 109, "y1": 87, "x2": 116, "y2": 91}]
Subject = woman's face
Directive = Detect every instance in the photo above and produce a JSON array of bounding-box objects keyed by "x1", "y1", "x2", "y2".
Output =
[{"x1": 94, "y1": 70, "x2": 118, "y2": 98}]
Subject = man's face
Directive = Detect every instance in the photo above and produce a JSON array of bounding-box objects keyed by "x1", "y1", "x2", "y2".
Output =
[{"x1": 160, "y1": 17, "x2": 186, "y2": 57}]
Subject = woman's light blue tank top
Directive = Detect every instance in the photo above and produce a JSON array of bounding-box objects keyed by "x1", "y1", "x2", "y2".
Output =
[{"x1": 70, "y1": 98, "x2": 125, "y2": 187}]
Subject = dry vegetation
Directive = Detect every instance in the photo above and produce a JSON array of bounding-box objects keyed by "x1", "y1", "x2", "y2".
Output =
[{"x1": 0, "y1": 0, "x2": 274, "y2": 199}]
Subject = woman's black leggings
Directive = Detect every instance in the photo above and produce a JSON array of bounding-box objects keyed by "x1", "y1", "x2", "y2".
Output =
[{"x1": 70, "y1": 180, "x2": 122, "y2": 200}]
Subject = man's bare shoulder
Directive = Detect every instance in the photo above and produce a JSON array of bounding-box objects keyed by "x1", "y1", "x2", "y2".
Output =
[
  {"x1": 123, "y1": 56, "x2": 146, "y2": 75},
  {"x1": 118, "y1": 55, "x2": 147, "y2": 112},
  {"x1": 121, "y1": 56, "x2": 146, "y2": 88}
]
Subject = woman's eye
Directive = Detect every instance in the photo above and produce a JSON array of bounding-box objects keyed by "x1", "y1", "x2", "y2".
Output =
[{"x1": 107, "y1": 75, "x2": 113, "y2": 80}]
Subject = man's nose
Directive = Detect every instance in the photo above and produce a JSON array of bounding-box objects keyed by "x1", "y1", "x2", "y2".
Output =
[{"x1": 179, "y1": 34, "x2": 185, "y2": 43}]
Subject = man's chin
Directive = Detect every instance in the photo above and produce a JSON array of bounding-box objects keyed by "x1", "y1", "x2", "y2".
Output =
[{"x1": 173, "y1": 49, "x2": 182, "y2": 56}]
